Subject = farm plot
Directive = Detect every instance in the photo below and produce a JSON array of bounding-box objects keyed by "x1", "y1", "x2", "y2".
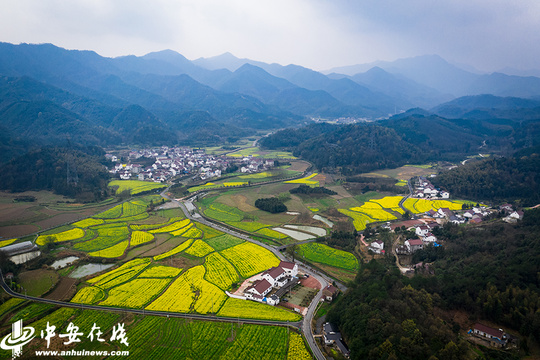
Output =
[
  {"x1": 299, "y1": 242, "x2": 359, "y2": 271},
  {"x1": 88, "y1": 240, "x2": 128, "y2": 258},
  {"x1": 182, "y1": 226, "x2": 203, "y2": 238},
  {"x1": 74, "y1": 225, "x2": 129, "y2": 252},
  {"x1": 285, "y1": 173, "x2": 318, "y2": 186},
  {"x1": 130, "y1": 231, "x2": 154, "y2": 246},
  {"x1": 109, "y1": 180, "x2": 166, "y2": 195},
  {"x1": 70, "y1": 286, "x2": 105, "y2": 304},
  {"x1": 72, "y1": 218, "x2": 104, "y2": 228},
  {"x1": 220, "y1": 242, "x2": 280, "y2": 278},
  {"x1": 0, "y1": 238, "x2": 17, "y2": 248},
  {"x1": 88, "y1": 258, "x2": 151, "y2": 289},
  {"x1": 94, "y1": 204, "x2": 123, "y2": 219},
  {"x1": 130, "y1": 217, "x2": 185, "y2": 231},
  {"x1": 149, "y1": 219, "x2": 191, "y2": 234},
  {"x1": 403, "y1": 198, "x2": 464, "y2": 214},
  {"x1": 122, "y1": 201, "x2": 147, "y2": 216},
  {"x1": 221, "y1": 325, "x2": 288, "y2": 360},
  {"x1": 99, "y1": 278, "x2": 171, "y2": 308},
  {"x1": 153, "y1": 239, "x2": 194, "y2": 260},
  {"x1": 138, "y1": 265, "x2": 182, "y2": 278},
  {"x1": 350, "y1": 202, "x2": 397, "y2": 221},
  {"x1": 337, "y1": 209, "x2": 372, "y2": 231},
  {"x1": 218, "y1": 298, "x2": 302, "y2": 322},
  {"x1": 371, "y1": 196, "x2": 405, "y2": 214},
  {"x1": 204, "y1": 252, "x2": 239, "y2": 290},
  {"x1": 204, "y1": 234, "x2": 244, "y2": 251},
  {"x1": 288, "y1": 332, "x2": 312, "y2": 360},
  {"x1": 170, "y1": 222, "x2": 194, "y2": 236},
  {"x1": 36, "y1": 228, "x2": 85, "y2": 245},
  {"x1": 203, "y1": 203, "x2": 245, "y2": 222},
  {"x1": 226, "y1": 221, "x2": 270, "y2": 232},
  {"x1": 185, "y1": 239, "x2": 214, "y2": 257},
  {"x1": 146, "y1": 265, "x2": 227, "y2": 314},
  {"x1": 256, "y1": 227, "x2": 289, "y2": 240}
]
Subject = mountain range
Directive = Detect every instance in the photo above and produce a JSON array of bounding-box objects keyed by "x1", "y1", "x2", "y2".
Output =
[{"x1": 1, "y1": 42, "x2": 540, "y2": 161}]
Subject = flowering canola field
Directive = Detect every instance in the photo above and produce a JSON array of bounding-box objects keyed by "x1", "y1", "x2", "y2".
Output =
[{"x1": 220, "y1": 242, "x2": 280, "y2": 278}]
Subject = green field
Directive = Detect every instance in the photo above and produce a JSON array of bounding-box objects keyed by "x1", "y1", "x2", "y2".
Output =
[
  {"x1": 298, "y1": 242, "x2": 359, "y2": 271},
  {"x1": 0, "y1": 305, "x2": 309, "y2": 360}
]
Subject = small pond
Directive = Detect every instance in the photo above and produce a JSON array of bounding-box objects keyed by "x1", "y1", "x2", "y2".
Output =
[
  {"x1": 69, "y1": 263, "x2": 114, "y2": 278},
  {"x1": 51, "y1": 256, "x2": 80, "y2": 269}
]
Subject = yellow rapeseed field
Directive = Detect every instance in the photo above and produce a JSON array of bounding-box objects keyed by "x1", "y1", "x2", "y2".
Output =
[
  {"x1": 204, "y1": 252, "x2": 239, "y2": 290},
  {"x1": 287, "y1": 332, "x2": 312, "y2": 360},
  {"x1": 217, "y1": 298, "x2": 301, "y2": 321},
  {"x1": 130, "y1": 231, "x2": 154, "y2": 246},
  {"x1": 185, "y1": 240, "x2": 214, "y2": 257},
  {"x1": 146, "y1": 265, "x2": 227, "y2": 314},
  {"x1": 36, "y1": 228, "x2": 85, "y2": 245},
  {"x1": 88, "y1": 240, "x2": 128, "y2": 258},
  {"x1": 220, "y1": 242, "x2": 280, "y2": 278},
  {"x1": 99, "y1": 278, "x2": 171, "y2": 308},
  {"x1": 153, "y1": 239, "x2": 194, "y2": 261},
  {"x1": 70, "y1": 286, "x2": 105, "y2": 304}
]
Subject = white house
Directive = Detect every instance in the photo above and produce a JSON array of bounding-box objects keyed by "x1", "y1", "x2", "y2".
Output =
[
  {"x1": 369, "y1": 240, "x2": 384, "y2": 254},
  {"x1": 245, "y1": 279, "x2": 273, "y2": 297},
  {"x1": 262, "y1": 267, "x2": 288, "y2": 287},
  {"x1": 278, "y1": 261, "x2": 298, "y2": 277},
  {"x1": 405, "y1": 239, "x2": 424, "y2": 253},
  {"x1": 440, "y1": 191, "x2": 450, "y2": 199},
  {"x1": 415, "y1": 225, "x2": 430, "y2": 237},
  {"x1": 423, "y1": 233, "x2": 437, "y2": 243}
]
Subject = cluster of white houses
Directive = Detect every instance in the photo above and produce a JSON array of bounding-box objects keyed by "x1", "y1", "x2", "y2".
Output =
[
  {"x1": 413, "y1": 176, "x2": 449, "y2": 199},
  {"x1": 244, "y1": 261, "x2": 298, "y2": 306},
  {"x1": 107, "y1": 146, "x2": 275, "y2": 183}
]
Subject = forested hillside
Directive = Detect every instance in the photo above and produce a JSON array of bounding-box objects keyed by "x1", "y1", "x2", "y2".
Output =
[
  {"x1": 432, "y1": 148, "x2": 540, "y2": 206},
  {"x1": 328, "y1": 209, "x2": 540, "y2": 360},
  {"x1": 0, "y1": 146, "x2": 111, "y2": 202}
]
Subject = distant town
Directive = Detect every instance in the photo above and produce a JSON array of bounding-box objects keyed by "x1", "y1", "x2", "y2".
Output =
[{"x1": 107, "y1": 146, "x2": 278, "y2": 184}]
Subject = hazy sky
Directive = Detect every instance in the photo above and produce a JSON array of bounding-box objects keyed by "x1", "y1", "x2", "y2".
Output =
[{"x1": 1, "y1": 0, "x2": 539, "y2": 72}]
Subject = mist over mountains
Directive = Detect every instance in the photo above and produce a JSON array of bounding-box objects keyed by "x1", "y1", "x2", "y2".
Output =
[{"x1": 1, "y1": 42, "x2": 540, "y2": 162}]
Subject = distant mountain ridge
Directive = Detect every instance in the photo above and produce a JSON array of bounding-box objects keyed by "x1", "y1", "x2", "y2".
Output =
[{"x1": 2, "y1": 42, "x2": 540, "y2": 162}]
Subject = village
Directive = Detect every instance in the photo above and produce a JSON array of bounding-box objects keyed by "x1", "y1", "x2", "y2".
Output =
[
  {"x1": 106, "y1": 146, "x2": 277, "y2": 184},
  {"x1": 367, "y1": 176, "x2": 525, "y2": 259}
]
